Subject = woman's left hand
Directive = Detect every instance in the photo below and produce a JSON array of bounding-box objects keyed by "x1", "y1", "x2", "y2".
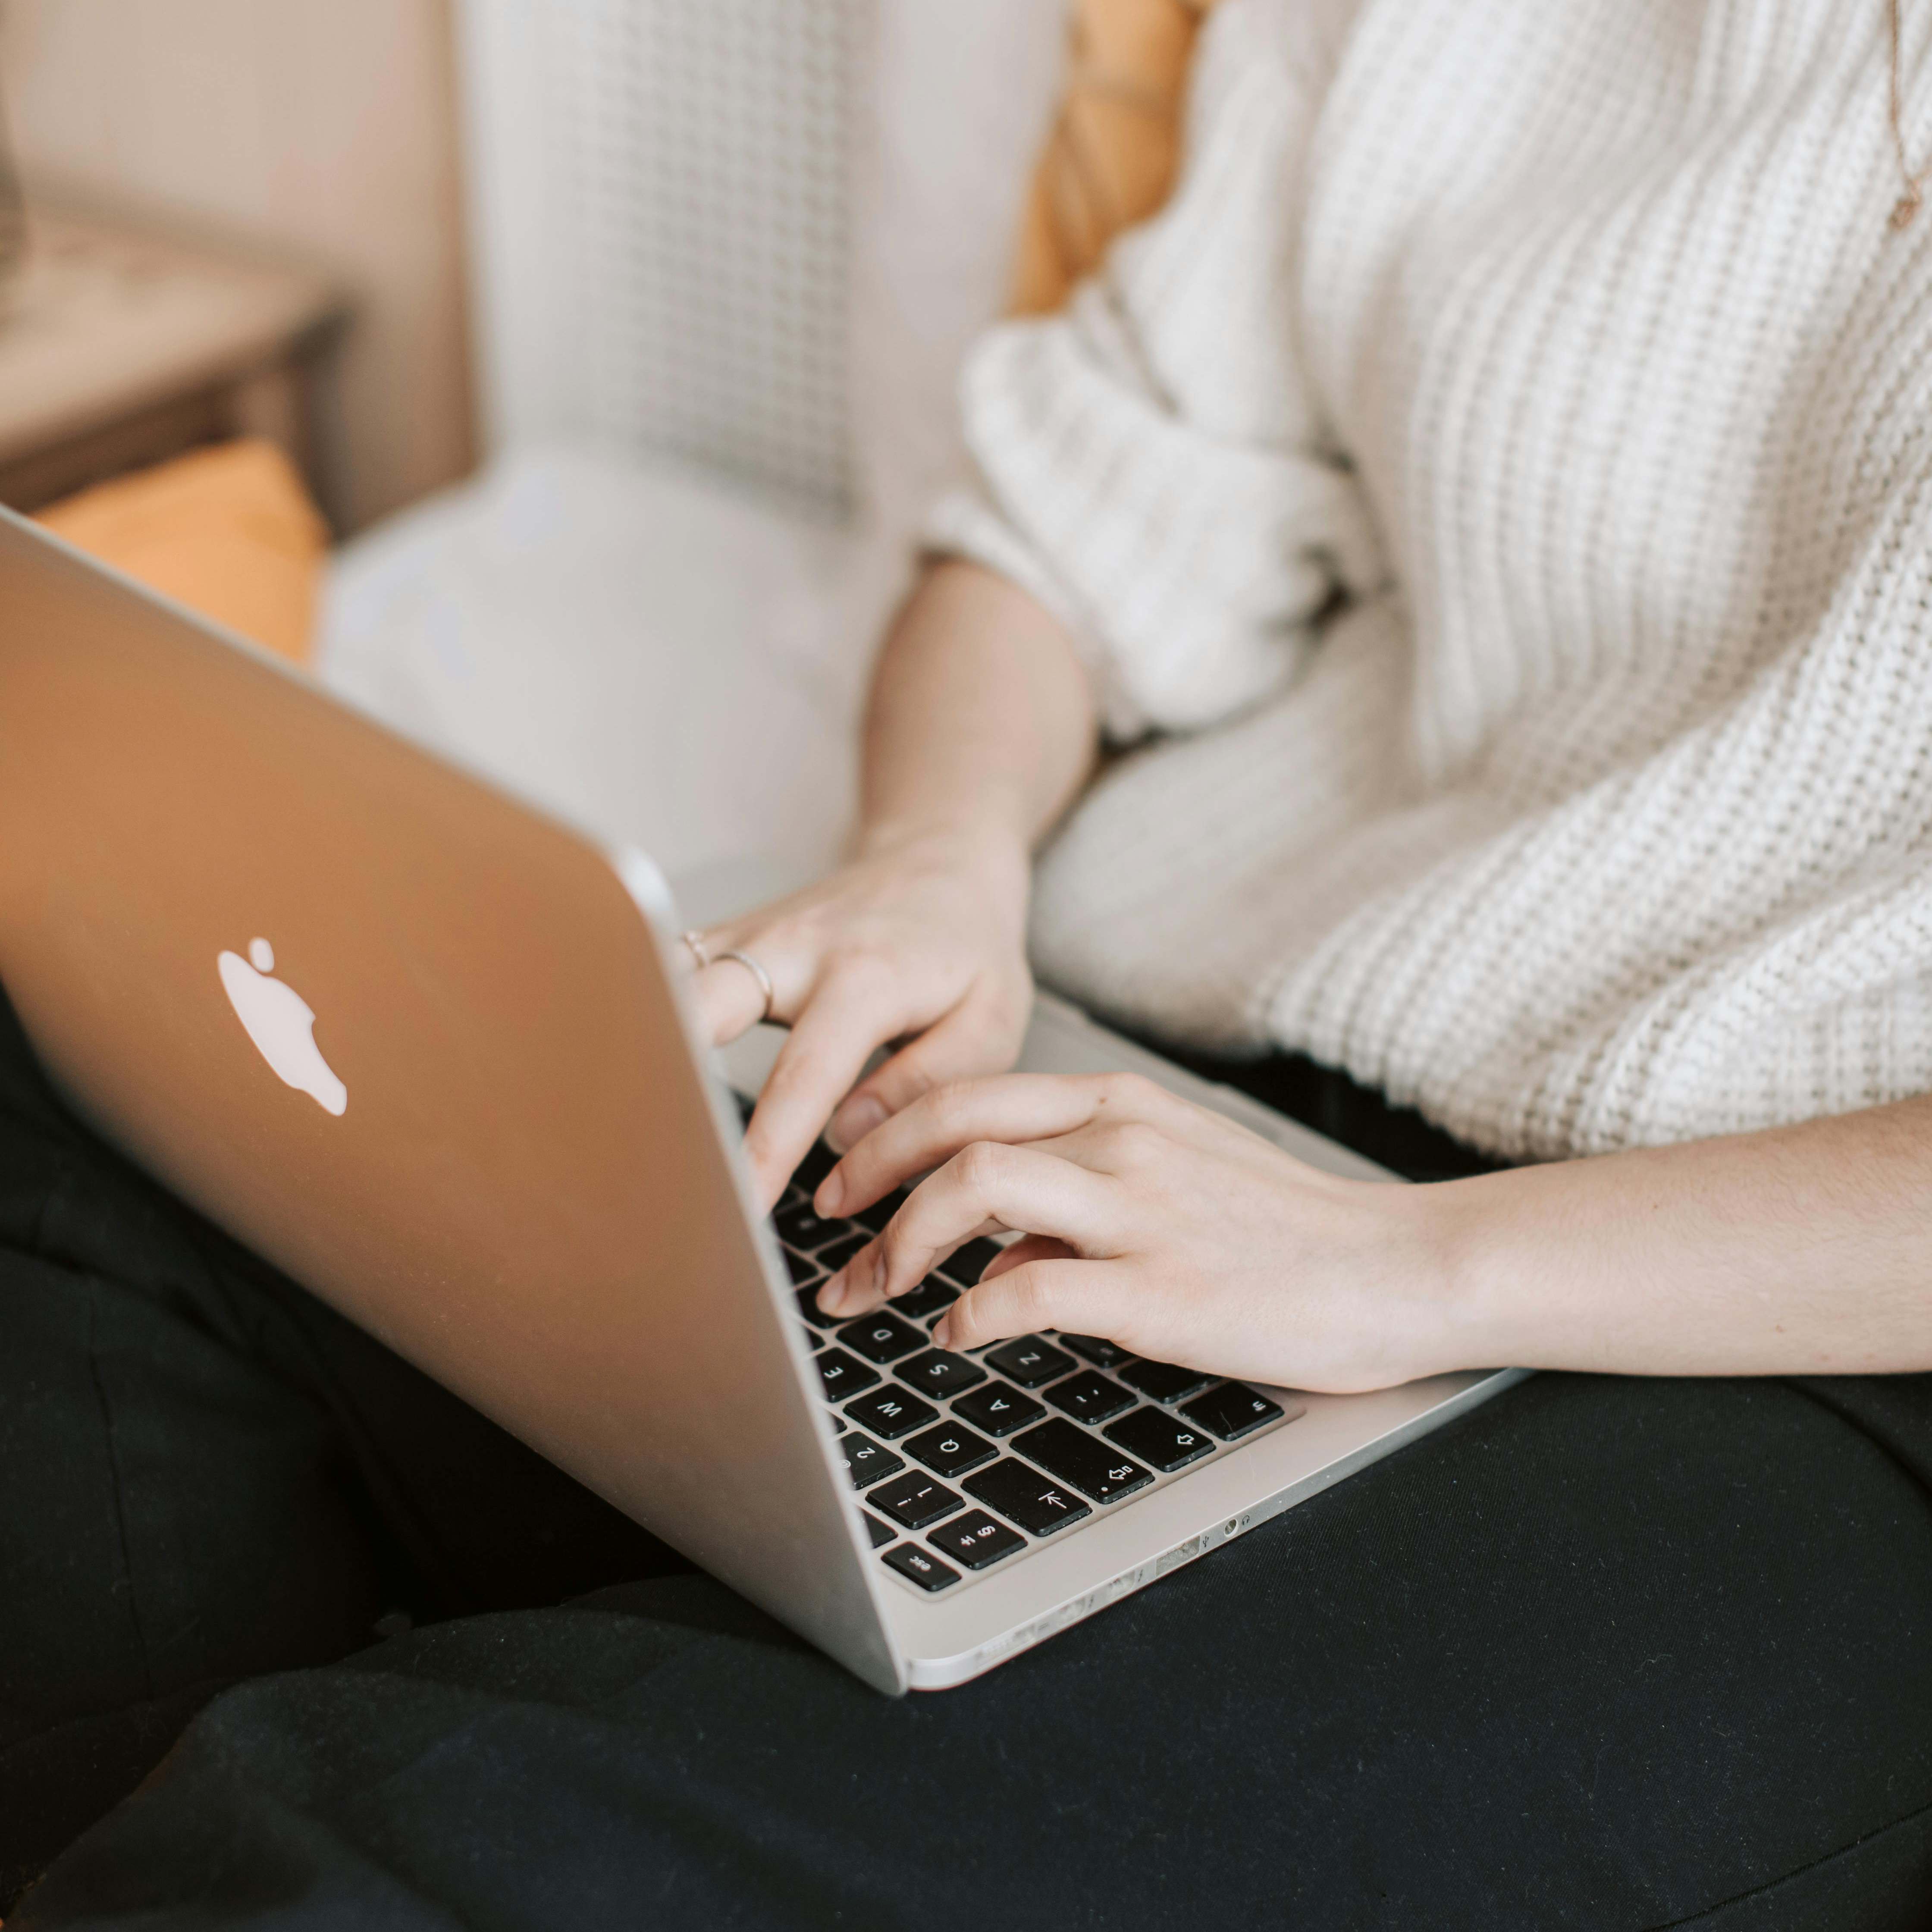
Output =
[{"x1": 809, "y1": 1072, "x2": 1477, "y2": 1394}]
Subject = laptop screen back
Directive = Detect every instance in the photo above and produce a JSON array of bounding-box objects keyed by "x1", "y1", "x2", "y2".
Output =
[{"x1": 0, "y1": 510, "x2": 900, "y2": 1692}]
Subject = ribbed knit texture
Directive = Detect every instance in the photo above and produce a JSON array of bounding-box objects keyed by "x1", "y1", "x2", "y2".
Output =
[{"x1": 928, "y1": 0, "x2": 1932, "y2": 1161}]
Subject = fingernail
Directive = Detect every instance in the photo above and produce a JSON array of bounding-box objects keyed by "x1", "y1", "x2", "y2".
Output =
[
  {"x1": 825, "y1": 1095, "x2": 886, "y2": 1154},
  {"x1": 814, "y1": 1167, "x2": 845, "y2": 1216},
  {"x1": 931, "y1": 1314, "x2": 953, "y2": 1350},
  {"x1": 818, "y1": 1270, "x2": 850, "y2": 1317}
]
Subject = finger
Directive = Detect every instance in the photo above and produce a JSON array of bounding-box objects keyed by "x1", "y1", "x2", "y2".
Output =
[
  {"x1": 809, "y1": 1214, "x2": 1007, "y2": 1323},
  {"x1": 819, "y1": 1140, "x2": 1122, "y2": 1316},
  {"x1": 933, "y1": 1258, "x2": 1123, "y2": 1352},
  {"x1": 818, "y1": 1072, "x2": 1155, "y2": 1218},
  {"x1": 684, "y1": 903, "x2": 850, "y2": 1045},
  {"x1": 742, "y1": 966, "x2": 909, "y2": 1207},
  {"x1": 824, "y1": 984, "x2": 1026, "y2": 1152},
  {"x1": 979, "y1": 1233, "x2": 1075, "y2": 1280},
  {"x1": 690, "y1": 956, "x2": 772, "y2": 1045}
]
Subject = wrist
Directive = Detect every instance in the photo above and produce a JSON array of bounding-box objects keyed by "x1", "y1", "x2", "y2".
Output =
[
  {"x1": 1405, "y1": 1169, "x2": 1540, "y2": 1374},
  {"x1": 853, "y1": 814, "x2": 1030, "y2": 900}
]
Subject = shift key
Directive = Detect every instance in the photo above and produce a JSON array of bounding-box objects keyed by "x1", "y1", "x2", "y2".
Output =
[{"x1": 1012, "y1": 1418, "x2": 1152, "y2": 1505}]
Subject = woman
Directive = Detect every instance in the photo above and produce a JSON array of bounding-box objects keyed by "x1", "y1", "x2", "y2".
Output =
[
  {"x1": 12, "y1": 0, "x2": 1932, "y2": 1923},
  {"x1": 698, "y1": 0, "x2": 1932, "y2": 1389}
]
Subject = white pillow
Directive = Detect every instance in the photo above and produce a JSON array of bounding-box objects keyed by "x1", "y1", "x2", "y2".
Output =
[{"x1": 323, "y1": 0, "x2": 1065, "y2": 881}]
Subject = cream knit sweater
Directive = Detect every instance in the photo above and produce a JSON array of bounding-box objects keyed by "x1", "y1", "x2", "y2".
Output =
[{"x1": 929, "y1": 0, "x2": 1932, "y2": 1162}]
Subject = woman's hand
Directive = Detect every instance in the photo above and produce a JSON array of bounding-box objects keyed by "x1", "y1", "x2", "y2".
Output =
[
  {"x1": 809, "y1": 1072, "x2": 1473, "y2": 1394},
  {"x1": 688, "y1": 830, "x2": 1035, "y2": 1208},
  {"x1": 687, "y1": 558, "x2": 1097, "y2": 1206}
]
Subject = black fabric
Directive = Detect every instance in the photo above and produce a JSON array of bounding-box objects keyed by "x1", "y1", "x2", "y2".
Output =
[
  {"x1": 0, "y1": 988, "x2": 683, "y2": 1907},
  {"x1": 4, "y1": 987, "x2": 1932, "y2": 1928},
  {"x1": 1147, "y1": 1036, "x2": 1509, "y2": 1183}
]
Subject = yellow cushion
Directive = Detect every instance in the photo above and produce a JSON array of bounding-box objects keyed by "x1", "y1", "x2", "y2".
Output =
[
  {"x1": 1011, "y1": 0, "x2": 1219, "y2": 316},
  {"x1": 35, "y1": 439, "x2": 327, "y2": 665}
]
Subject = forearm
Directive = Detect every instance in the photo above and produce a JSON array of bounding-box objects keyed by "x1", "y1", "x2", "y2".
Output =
[
  {"x1": 855, "y1": 560, "x2": 1098, "y2": 869},
  {"x1": 1439, "y1": 1097, "x2": 1932, "y2": 1376}
]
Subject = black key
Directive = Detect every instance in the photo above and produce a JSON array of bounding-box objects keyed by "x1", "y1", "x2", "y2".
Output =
[
  {"x1": 983, "y1": 1337, "x2": 1076, "y2": 1389},
  {"x1": 815, "y1": 1349, "x2": 880, "y2": 1401},
  {"x1": 862, "y1": 1512, "x2": 894, "y2": 1549},
  {"x1": 733, "y1": 1089, "x2": 757, "y2": 1124},
  {"x1": 882, "y1": 1543, "x2": 960, "y2": 1592},
  {"x1": 1180, "y1": 1380, "x2": 1288, "y2": 1442},
  {"x1": 927, "y1": 1510, "x2": 1024, "y2": 1571},
  {"x1": 891, "y1": 1276, "x2": 960, "y2": 1323},
  {"x1": 951, "y1": 1380, "x2": 1047, "y2": 1438},
  {"x1": 904, "y1": 1421, "x2": 997, "y2": 1480},
  {"x1": 871, "y1": 1469, "x2": 964, "y2": 1531},
  {"x1": 775, "y1": 1199, "x2": 848, "y2": 1251},
  {"x1": 843, "y1": 1386, "x2": 939, "y2": 1441},
  {"x1": 838, "y1": 1311, "x2": 925, "y2": 1365},
  {"x1": 795, "y1": 1285, "x2": 837, "y2": 1329},
  {"x1": 1061, "y1": 1333, "x2": 1132, "y2": 1369},
  {"x1": 815, "y1": 1232, "x2": 873, "y2": 1276},
  {"x1": 1045, "y1": 1369, "x2": 1134, "y2": 1425},
  {"x1": 897, "y1": 1349, "x2": 987, "y2": 1397},
  {"x1": 937, "y1": 1236, "x2": 1004, "y2": 1287},
  {"x1": 793, "y1": 1141, "x2": 838, "y2": 1195},
  {"x1": 784, "y1": 1248, "x2": 824, "y2": 1288},
  {"x1": 852, "y1": 1187, "x2": 910, "y2": 1235},
  {"x1": 1118, "y1": 1358, "x2": 1214, "y2": 1405},
  {"x1": 963, "y1": 1458, "x2": 1092, "y2": 1537},
  {"x1": 837, "y1": 1430, "x2": 903, "y2": 1488},
  {"x1": 810, "y1": 1332, "x2": 826, "y2": 1352},
  {"x1": 1013, "y1": 1418, "x2": 1152, "y2": 1505},
  {"x1": 1104, "y1": 1405, "x2": 1217, "y2": 1474}
]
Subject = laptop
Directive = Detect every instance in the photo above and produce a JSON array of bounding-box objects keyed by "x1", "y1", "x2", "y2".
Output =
[{"x1": 0, "y1": 505, "x2": 1524, "y2": 1693}]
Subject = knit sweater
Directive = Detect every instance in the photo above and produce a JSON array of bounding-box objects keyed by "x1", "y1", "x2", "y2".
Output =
[{"x1": 928, "y1": 0, "x2": 1932, "y2": 1162}]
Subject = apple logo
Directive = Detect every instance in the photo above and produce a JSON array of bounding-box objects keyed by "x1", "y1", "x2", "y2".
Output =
[{"x1": 217, "y1": 936, "x2": 348, "y2": 1117}]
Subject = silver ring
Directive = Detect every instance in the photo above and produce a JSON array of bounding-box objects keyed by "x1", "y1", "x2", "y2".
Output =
[
  {"x1": 681, "y1": 929, "x2": 711, "y2": 970},
  {"x1": 717, "y1": 947, "x2": 776, "y2": 1022}
]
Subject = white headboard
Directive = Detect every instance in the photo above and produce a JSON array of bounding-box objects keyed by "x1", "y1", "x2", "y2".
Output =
[
  {"x1": 457, "y1": 0, "x2": 861, "y2": 521},
  {"x1": 454, "y1": 0, "x2": 1063, "y2": 532}
]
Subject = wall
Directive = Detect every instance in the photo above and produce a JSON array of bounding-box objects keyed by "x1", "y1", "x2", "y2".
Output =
[{"x1": 0, "y1": 0, "x2": 475, "y2": 532}]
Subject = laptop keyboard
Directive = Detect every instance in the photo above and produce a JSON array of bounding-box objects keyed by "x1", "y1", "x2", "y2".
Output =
[{"x1": 748, "y1": 1098, "x2": 1301, "y2": 1599}]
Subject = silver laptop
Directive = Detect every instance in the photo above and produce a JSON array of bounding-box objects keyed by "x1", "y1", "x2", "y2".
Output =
[{"x1": 0, "y1": 505, "x2": 1524, "y2": 1693}]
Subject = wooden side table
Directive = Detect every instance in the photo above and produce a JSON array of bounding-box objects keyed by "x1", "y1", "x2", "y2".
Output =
[{"x1": 0, "y1": 203, "x2": 348, "y2": 525}]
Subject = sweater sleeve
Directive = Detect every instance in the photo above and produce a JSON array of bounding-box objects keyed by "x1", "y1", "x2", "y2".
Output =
[{"x1": 925, "y1": 0, "x2": 1384, "y2": 742}]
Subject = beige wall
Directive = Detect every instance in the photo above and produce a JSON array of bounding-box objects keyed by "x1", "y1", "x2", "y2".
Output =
[{"x1": 0, "y1": 0, "x2": 475, "y2": 532}]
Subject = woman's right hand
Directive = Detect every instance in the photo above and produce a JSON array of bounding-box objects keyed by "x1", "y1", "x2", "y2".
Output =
[{"x1": 687, "y1": 825, "x2": 1035, "y2": 1208}]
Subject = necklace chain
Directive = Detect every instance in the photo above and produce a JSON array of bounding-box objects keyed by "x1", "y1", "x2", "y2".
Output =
[{"x1": 1890, "y1": 0, "x2": 1929, "y2": 228}]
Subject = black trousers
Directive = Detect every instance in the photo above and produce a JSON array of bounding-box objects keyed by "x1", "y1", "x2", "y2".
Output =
[{"x1": 5, "y1": 988, "x2": 1932, "y2": 1930}]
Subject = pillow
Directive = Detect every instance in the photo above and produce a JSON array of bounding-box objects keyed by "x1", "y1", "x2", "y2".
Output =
[{"x1": 34, "y1": 438, "x2": 328, "y2": 664}]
